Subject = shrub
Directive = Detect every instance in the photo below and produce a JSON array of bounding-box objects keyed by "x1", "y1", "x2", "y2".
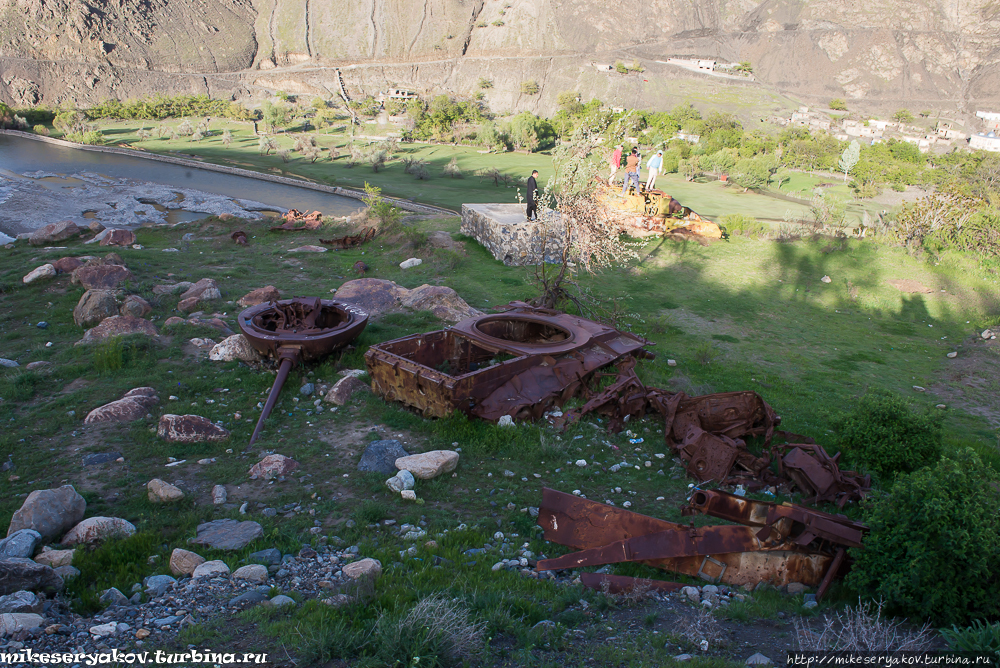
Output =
[
  {"x1": 846, "y1": 449, "x2": 1000, "y2": 625},
  {"x1": 362, "y1": 182, "x2": 402, "y2": 232},
  {"x1": 66, "y1": 130, "x2": 104, "y2": 145},
  {"x1": 720, "y1": 213, "x2": 769, "y2": 238},
  {"x1": 520, "y1": 80, "x2": 540, "y2": 95},
  {"x1": 833, "y1": 388, "x2": 942, "y2": 478},
  {"x1": 478, "y1": 77, "x2": 493, "y2": 89},
  {"x1": 442, "y1": 156, "x2": 463, "y2": 178},
  {"x1": 940, "y1": 620, "x2": 1000, "y2": 664},
  {"x1": 371, "y1": 594, "x2": 486, "y2": 667},
  {"x1": 32, "y1": 124, "x2": 49, "y2": 136},
  {"x1": 794, "y1": 599, "x2": 933, "y2": 651},
  {"x1": 615, "y1": 61, "x2": 628, "y2": 74},
  {"x1": 829, "y1": 98, "x2": 847, "y2": 111}
]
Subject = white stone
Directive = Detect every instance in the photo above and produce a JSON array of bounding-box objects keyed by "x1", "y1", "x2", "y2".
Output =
[
  {"x1": 395, "y1": 451, "x2": 459, "y2": 479},
  {"x1": 399, "y1": 258, "x2": 422, "y2": 269},
  {"x1": 342, "y1": 558, "x2": 382, "y2": 580},
  {"x1": 270, "y1": 594, "x2": 296, "y2": 606},
  {"x1": 23, "y1": 264, "x2": 56, "y2": 284},
  {"x1": 912, "y1": 385, "x2": 926, "y2": 392},
  {"x1": 681, "y1": 586, "x2": 700, "y2": 603},
  {"x1": 232, "y1": 564, "x2": 268, "y2": 583},
  {"x1": 575, "y1": 459, "x2": 587, "y2": 467},
  {"x1": 386, "y1": 470, "x2": 415, "y2": 492},
  {"x1": 192, "y1": 560, "x2": 230, "y2": 579},
  {"x1": 61, "y1": 517, "x2": 136, "y2": 545},
  {"x1": 667, "y1": 359, "x2": 677, "y2": 367},
  {"x1": 0, "y1": 613, "x2": 44, "y2": 636},
  {"x1": 89, "y1": 621, "x2": 117, "y2": 637},
  {"x1": 401, "y1": 490, "x2": 417, "y2": 501},
  {"x1": 209, "y1": 334, "x2": 262, "y2": 363},
  {"x1": 211, "y1": 485, "x2": 227, "y2": 505},
  {"x1": 946, "y1": 351, "x2": 957, "y2": 358},
  {"x1": 820, "y1": 275, "x2": 832, "y2": 283},
  {"x1": 147, "y1": 478, "x2": 184, "y2": 502},
  {"x1": 497, "y1": 415, "x2": 514, "y2": 427}
]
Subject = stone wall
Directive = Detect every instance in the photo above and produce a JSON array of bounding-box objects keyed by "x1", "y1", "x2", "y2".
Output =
[{"x1": 460, "y1": 203, "x2": 566, "y2": 266}]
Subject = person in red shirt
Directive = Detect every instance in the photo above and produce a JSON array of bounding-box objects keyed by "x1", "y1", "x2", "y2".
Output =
[{"x1": 608, "y1": 145, "x2": 623, "y2": 185}]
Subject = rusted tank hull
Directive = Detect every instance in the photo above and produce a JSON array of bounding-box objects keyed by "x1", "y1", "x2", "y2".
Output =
[{"x1": 239, "y1": 298, "x2": 369, "y2": 363}]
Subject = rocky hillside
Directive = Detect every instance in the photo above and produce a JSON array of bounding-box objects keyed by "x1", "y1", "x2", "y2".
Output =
[{"x1": 1, "y1": 0, "x2": 998, "y2": 117}]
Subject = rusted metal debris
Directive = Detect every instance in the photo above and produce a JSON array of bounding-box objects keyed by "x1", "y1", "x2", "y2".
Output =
[
  {"x1": 364, "y1": 303, "x2": 654, "y2": 421},
  {"x1": 320, "y1": 227, "x2": 378, "y2": 249},
  {"x1": 239, "y1": 297, "x2": 369, "y2": 445},
  {"x1": 270, "y1": 209, "x2": 324, "y2": 232},
  {"x1": 536, "y1": 487, "x2": 865, "y2": 599},
  {"x1": 231, "y1": 230, "x2": 248, "y2": 245},
  {"x1": 352, "y1": 261, "x2": 368, "y2": 275}
]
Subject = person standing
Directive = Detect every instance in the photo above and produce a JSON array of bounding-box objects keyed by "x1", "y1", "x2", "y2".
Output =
[
  {"x1": 526, "y1": 169, "x2": 539, "y2": 221},
  {"x1": 608, "y1": 144, "x2": 623, "y2": 185},
  {"x1": 646, "y1": 150, "x2": 663, "y2": 190},
  {"x1": 621, "y1": 148, "x2": 640, "y2": 195}
]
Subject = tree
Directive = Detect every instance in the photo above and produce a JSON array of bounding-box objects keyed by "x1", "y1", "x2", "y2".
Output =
[
  {"x1": 262, "y1": 101, "x2": 289, "y2": 132},
  {"x1": 892, "y1": 109, "x2": 914, "y2": 124},
  {"x1": 829, "y1": 98, "x2": 847, "y2": 111},
  {"x1": 839, "y1": 139, "x2": 860, "y2": 182},
  {"x1": 221, "y1": 129, "x2": 232, "y2": 146}
]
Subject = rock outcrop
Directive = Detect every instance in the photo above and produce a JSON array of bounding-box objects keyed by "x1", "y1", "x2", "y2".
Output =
[{"x1": 84, "y1": 387, "x2": 158, "y2": 424}]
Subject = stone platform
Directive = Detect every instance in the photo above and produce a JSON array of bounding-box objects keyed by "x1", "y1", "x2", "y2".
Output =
[{"x1": 460, "y1": 203, "x2": 566, "y2": 266}]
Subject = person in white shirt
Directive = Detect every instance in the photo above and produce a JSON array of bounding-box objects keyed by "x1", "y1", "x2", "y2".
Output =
[{"x1": 646, "y1": 150, "x2": 664, "y2": 191}]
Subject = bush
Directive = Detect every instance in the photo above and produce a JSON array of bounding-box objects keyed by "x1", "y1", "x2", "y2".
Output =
[
  {"x1": 833, "y1": 388, "x2": 942, "y2": 478},
  {"x1": 940, "y1": 620, "x2": 1000, "y2": 663},
  {"x1": 442, "y1": 156, "x2": 463, "y2": 178},
  {"x1": 829, "y1": 99, "x2": 848, "y2": 111},
  {"x1": 65, "y1": 130, "x2": 104, "y2": 145},
  {"x1": 520, "y1": 80, "x2": 540, "y2": 95},
  {"x1": 720, "y1": 214, "x2": 769, "y2": 238},
  {"x1": 32, "y1": 124, "x2": 49, "y2": 136},
  {"x1": 846, "y1": 449, "x2": 1000, "y2": 625},
  {"x1": 362, "y1": 182, "x2": 402, "y2": 232},
  {"x1": 478, "y1": 78, "x2": 493, "y2": 89},
  {"x1": 371, "y1": 594, "x2": 486, "y2": 667}
]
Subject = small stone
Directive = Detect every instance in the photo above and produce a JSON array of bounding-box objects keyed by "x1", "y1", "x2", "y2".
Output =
[
  {"x1": 212, "y1": 485, "x2": 227, "y2": 505},
  {"x1": 936, "y1": 404, "x2": 947, "y2": 409},
  {"x1": 681, "y1": 586, "x2": 700, "y2": 603},
  {"x1": 674, "y1": 654, "x2": 693, "y2": 662},
  {"x1": 575, "y1": 459, "x2": 587, "y2": 467},
  {"x1": 98, "y1": 587, "x2": 129, "y2": 608},
  {"x1": 33, "y1": 547, "x2": 74, "y2": 568},
  {"x1": 746, "y1": 653, "x2": 773, "y2": 666},
  {"x1": 135, "y1": 628, "x2": 150, "y2": 639},
  {"x1": 169, "y1": 548, "x2": 205, "y2": 576},
  {"x1": 248, "y1": 454, "x2": 299, "y2": 480},
  {"x1": 786, "y1": 582, "x2": 808, "y2": 595},
  {"x1": 803, "y1": 600, "x2": 818, "y2": 610},
  {"x1": 0, "y1": 591, "x2": 42, "y2": 614},
  {"x1": 192, "y1": 560, "x2": 230, "y2": 579},
  {"x1": 399, "y1": 258, "x2": 422, "y2": 269},
  {"x1": 22, "y1": 264, "x2": 57, "y2": 284},
  {"x1": 300, "y1": 383, "x2": 315, "y2": 396},
  {"x1": 60, "y1": 517, "x2": 136, "y2": 546},
  {"x1": 820, "y1": 275, "x2": 832, "y2": 283},
  {"x1": 342, "y1": 558, "x2": 382, "y2": 581},
  {"x1": 394, "y1": 450, "x2": 459, "y2": 479},
  {"x1": 912, "y1": 385, "x2": 926, "y2": 392},
  {"x1": 157, "y1": 414, "x2": 229, "y2": 442},
  {"x1": 89, "y1": 621, "x2": 118, "y2": 637},
  {"x1": 208, "y1": 334, "x2": 262, "y2": 363},
  {"x1": 946, "y1": 351, "x2": 957, "y2": 358},
  {"x1": 147, "y1": 478, "x2": 184, "y2": 502},
  {"x1": 386, "y1": 470, "x2": 415, "y2": 493},
  {"x1": 324, "y1": 375, "x2": 370, "y2": 406},
  {"x1": 233, "y1": 564, "x2": 268, "y2": 583},
  {"x1": 401, "y1": 490, "x2": 417, "y2": 501},
  {"x1": 269, "y1": 594, "x2": 296, "y2": 606},
  {"x1": 667, "y1": 359, "x2": 677, "y2": 366}
]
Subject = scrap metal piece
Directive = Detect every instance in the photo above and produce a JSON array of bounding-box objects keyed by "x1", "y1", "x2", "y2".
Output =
[
  {"x1": 777, "y1": 444, "x2": 871, "y2": 508},
  {"x1": 231, "y1": 230, "x2": 248, "y2": 245},
  {"x1": 364, "y1": 303, "x2": 653, "y2": 421},
  {"x1": 238, "y1": 298, "x2": 369, "y2": 445},
  {"x1": 319, "y1": 227, "x2": 378, "y2": 249},
  {"x1": 536, "y1": 488, "x2": 866, "y2": 588}
]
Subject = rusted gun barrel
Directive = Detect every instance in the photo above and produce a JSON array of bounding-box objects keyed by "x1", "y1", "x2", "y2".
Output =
[{"x1": 238, "y1": 297, "x2": 369, "y2": 447}]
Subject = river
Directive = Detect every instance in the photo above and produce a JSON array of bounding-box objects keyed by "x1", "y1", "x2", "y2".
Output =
[{"x1": 0, "y1": 134, "x2": 363, "y2": 239}]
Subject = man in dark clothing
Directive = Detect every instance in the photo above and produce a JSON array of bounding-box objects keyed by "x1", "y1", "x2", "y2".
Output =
[
  {"x1": 621, "y1": 148, "x2": 641, "y2": 195},
  {"x1": 526, "y1": 170, "x2": 539, "y2": 220}
]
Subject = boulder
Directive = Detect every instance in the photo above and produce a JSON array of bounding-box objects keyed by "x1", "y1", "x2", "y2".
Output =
[
  {"x1": 60, "y1": 517, "x2": 136, "y2": 546},
  {"x1": 33, "y1": 547, "x2": 74, "y2": 568},
  {"x1": 192, "y1": 560, "x2": 230, "y2": 579},
  {"x1": 7, "y1": 485, "x2": 86, "y2": 541},
  {"x1": 209, "y1": 334, "x2": 262, "y2": 363},
  {"x1": 0, "y1": 359, "x2": 19, "y2": 368},
  {"x1": 179, "y1": 278, "x2": 221, "y2": 302},
  {"x1": 248, "y1": 548, "x2": 282, "y2": 566},
  {"x1": 71, "y1": 264, "x2": 133, "y2": 290},
  {"x1": 22, "y1": 264, "x2": 56, "y2": 284},
  {"x1": 400, "y1": 285, "x2": 483, "y2": 323},
  {"x1": 120, "y1": 295, "x2": 152, "y2": 318},
  {"x1": 187, "y1": 317, "x2": 234, "y2": 336},
  {"x1": 169, "y1": 548, "x2": 205, "y2": 576},
  {"x1": 211, "y1": 485, "x2": 227, "y2": 505},
  {"x1": 76, "y1": 315, "x2": 157, "y2": 345},
  {"x1": 395, "y1": 450, "x2": 460, "y2": 479},
  {"x1": 98, "y1": 587, "x2": 129, "y2": 608},
  {"x1": 335, "y1": 278, "x2": 408, "y2": 317},
  {"x1": 0, "y1": 558, "x2": 64, "y2": 595},
  {"x1": 73, "y1": 289, "x2": 119, "y2": 328},
  {"x1": 190, "y1": 519, "x2": 263, "y2": 551},
  {"x1": 341, "y1": 558, "x2": 382, "y2": 581},
  {"x1": 324, "y1": 375, "x2": 370, "y2": 406},
  {"x1": 52, "y1": 256, "x2": 85, "y2": 274},
  {"x1": 88, "y1": 221, "x2": 105, "y2": 234},
  {"x1": 249, "y1": 454, "x2": 299, "y2": 480},
  {"x1": 147, "y1": 479, "x2": 184, "y2": 503},
  {"x1": 0, "y1": 612, "x2": 46, "y2": 636},
  {"x1": 0, "y1": 590, "x2": 42, "y2": 614},
  {"x1": 386, "y1": 470, "x2": 415, "y2": 493},
  {"x1": 144, "y1": 574, "x2": 176, "y2": 595},
  {"x1": 238, "y1": 286, "x2": 280, "y2": 307},
  {"x1": 0, "y1": 529, "x2": 42, "y2": 559},
  {"x1": 427, "y1": 231, "x2": 456, "y2": 249},
  {"x1": 54, "y1": 565, "x2": 79, "y2": 580},
  {"x1": 269, "y1": 594, "x2": 296, "y2": 607},
  {"x1": 99, "y1": 229, "x2": 136, "y2": 247},
  {"x1": 163, "y1": 316, "x2": 186, "y2": 327},
  {"x1": 357, "y1": 440, "x2": 409, "y2": 475},
  {"x1": 29, "y1": 220, "x2": 80, "y2": 246},
  {"x1": 84, "y1": 387, "x2": 159, "y2": 424},
  {"x1": 232, "y1": 564, "x2": 268, "y2": 583},
  {"x1": 177, "y1": 297, "x2": 200, "y2": 313},
  {"x1": 157, "y1": 414, "x2": 230, "y2": 443},
  {"x1": 25, "y1": 361, "x2": 51, "y2": 371}
]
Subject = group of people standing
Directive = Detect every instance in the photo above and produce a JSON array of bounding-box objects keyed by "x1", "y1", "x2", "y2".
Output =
[{"x1": 609, "y1": 145, "x2": 662, "y2": 194}]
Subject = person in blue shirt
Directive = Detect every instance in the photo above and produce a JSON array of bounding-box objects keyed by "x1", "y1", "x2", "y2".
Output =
[{"x1": 646, "y1": 150, "x2": 664, "y2": 191}]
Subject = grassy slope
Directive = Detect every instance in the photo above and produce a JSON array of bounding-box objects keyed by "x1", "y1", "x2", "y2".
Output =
[{"x1": 1, "y1": 217, "x2": 998, "y2": 663}]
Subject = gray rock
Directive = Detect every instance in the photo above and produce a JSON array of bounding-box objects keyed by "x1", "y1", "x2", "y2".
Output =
[
  {"x1": 143, "y1": 574, "x2": 176, "y2": 596},
  {"x1": 82, "y1": 452, "x2": 123, "y2": 467},
  {"x1": 190, "y1": 519, "x2": 263, "y2": 551},
  {"x1": 0, "y1": 530, "x2": 42, "y2": 559},
  {"x1": 300, "y1": 383, "x2": 314, "y2": 396},
  {"x1": 0, "y1": 591, "x2": 42, "y2": 614},
  {"x1": 0, "y1": 359, "x2": 19, "y2": 368},
  {"x1": 0, "y1": 558, "x2": 64, "y2": 595},
  {"x1": 229, "y1": 590, "x2": 269, "y2": 607},
  {"x1": 358, "y1": 440, "x2": 409, "y2": 475},
  {"x1": 386, "y1": 470, "x2": 415, "y2": 493},
  {"x1": 0, "y1": 612, "x2": 46, "y2": 637},
  {"x1": 746, "y1": 653, "x2": 773, "y2": 666},
  {"x1": 99, "y1": 587, "x2": 129, "y2": 608},
  {"x1": 248, "y1": 548, "x2": 282, "y2": 566},
  {"x1": 269, "y1": 595, "x2": 295, "y2": 607},
  {"x1": 154, "y1": 615, "x2": 182, "y2": 627},
  {"x1": 803, "y1": 601, "x2": 818, "y2": 610},
  {"x1": 6, "y1": 485, "x2": 86, "y2": 541},
  {"x1": 674, "y1": 655, "x2": 694, "y2": 662},
  {"x1": 53, "y1": 565, "x2": 79, "y2": 580}
]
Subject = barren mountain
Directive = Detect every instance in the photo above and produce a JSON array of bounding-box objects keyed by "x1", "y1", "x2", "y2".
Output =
[{"x1": 1, "y1": 0, "x2": 998, "y2": 117}]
